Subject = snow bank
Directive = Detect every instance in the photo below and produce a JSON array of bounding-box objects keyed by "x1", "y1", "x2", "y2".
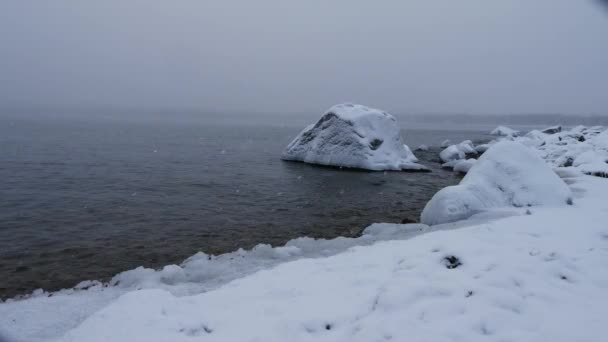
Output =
[
  {"x1": 43, "y1": 175, "x2": 608, "y2": 342},
  {"x1": 421, "y1": 141, "x2": 572, "y2": 225},
  {"x1": 490, "y1": 125, "x2": 519, "y2": 136},
  {"x1": 282, "y1": 104, "x2": 427, "y2": 171}
]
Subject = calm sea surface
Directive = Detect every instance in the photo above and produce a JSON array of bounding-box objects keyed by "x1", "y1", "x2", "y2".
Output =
[{"x1": 0, "y1": 116, "x2": 490, "y2": 298}]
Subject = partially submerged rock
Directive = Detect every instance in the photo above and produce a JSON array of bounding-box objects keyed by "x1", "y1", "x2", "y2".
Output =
[
  {"x1": 541, "y1": 125, "x2": 562, "y2": 134},
  {"x1": 439, "y1": 140, "x2": 478, "y2": 164},
  {"x1": 490, "y1": 125, "x2": 519, "y2": 137},
  {"x1": 282, "y1": 104, "x2": 428, "y2": 171},
  {"x1": 421, "y1": 141, "x2": 573, "y2": 225},
  {"x1": 439, "y1": 145, "x2": 465, "y2": 163}
]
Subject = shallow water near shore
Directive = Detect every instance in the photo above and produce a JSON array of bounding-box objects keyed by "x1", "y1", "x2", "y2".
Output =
[{"x1": 0, "y1": 116, "x2": 490, "y2": 298}]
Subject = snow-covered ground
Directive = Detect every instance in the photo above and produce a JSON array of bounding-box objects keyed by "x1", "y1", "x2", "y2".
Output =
[{"x1": 3, "y1": 124, "x2": 608, "y2": 342}]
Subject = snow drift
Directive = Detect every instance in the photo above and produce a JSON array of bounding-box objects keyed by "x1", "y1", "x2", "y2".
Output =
[
  {"x1": 421, "y1": 141, "x2": 573, "y2": 225},
  {"x1": 282, "y1": 104, "x2": 428, "y2": 171}
]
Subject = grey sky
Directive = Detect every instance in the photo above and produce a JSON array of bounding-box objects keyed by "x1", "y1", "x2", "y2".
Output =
[{"x1": 1, "y1": 0, "x2": 607, "y2": 115}]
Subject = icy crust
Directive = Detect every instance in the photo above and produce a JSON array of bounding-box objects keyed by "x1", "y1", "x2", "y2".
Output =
[
  {"x1": 421, "y1": 141, "x2": 573, "y2": 225},
  {"x1": 282, "y1": 104, "x2": 428, "y2": 171},
  {"x1": 50, "y1": 176, "x2": 608, "y2": 342}
]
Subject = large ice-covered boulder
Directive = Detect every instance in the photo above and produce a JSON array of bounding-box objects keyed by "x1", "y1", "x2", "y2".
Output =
[
  {"x1": 421, "y1": 141, "x2": 572, "y2": 225},
  {"x1": 282, "y1": 104, "x2": 428, "y2": 171}
]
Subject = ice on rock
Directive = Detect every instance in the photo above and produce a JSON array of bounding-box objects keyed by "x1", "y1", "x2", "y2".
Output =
[
  {"x1": 439, "y1": 145, "x2": 464, "y2": 163},
  {"x1": 421, "y1": 141, "x2": 573, "y2": 225},
  {"x1": 500, "y1": 125, "x2": 608, "y2": 177},
  {"x1": 490, "y1": 125, "x2": 519, "y2": 137},
  {"x1": 541, "y1": 125, "x2": 562, "y2": 134},
  {"x1": 456, "y1": 140, "x2": 476, "y2": 155},
  {"x1": 592, "y1": 129, "x2": 608, "y2": 149},
  {"x1": 440, "y1": 139, "x2": 451, "y2": 148},
  {"x1": 439, "y1": 140, "x2": 477, "y2": 164},
  {"x1": 474, "y1": 143, "x2": 490, "y2": 153},
  {"x1": 282, "y1": 104, "x2": 428, "y2": 171},
  {"x1": 402, "y1": 144, "x2": 419, "y2": 163},
  {"x1": 573, "y1": 150, "x2": 608, "y2": 177},
  {"x1": 453, "y1": 159, "x2": 476, "y2": 173},
  {"x1": 416, "y1": 144, "x2": 429, "y2": 151}
]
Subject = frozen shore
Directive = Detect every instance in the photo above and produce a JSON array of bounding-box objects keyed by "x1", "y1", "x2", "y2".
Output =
[{"x1": 3, "y1": 125, "x2": 608, "y2": 342}]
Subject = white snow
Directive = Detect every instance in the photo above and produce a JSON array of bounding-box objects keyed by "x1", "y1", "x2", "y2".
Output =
[
  {"x1": 421, "y1": 141, "x2": 572, "y2": 225},
  {"x1": 402, "y1": 144, "x2": 419, "y2": 163},
  {"x1": 490, "y1": 125, "x2": 608, "y2": 177},
  {"x1": 281, "y1": 103, "x2": 427, "y2": 171},
  {"x1": 453, "y1": 158, "x2": 476, "y2": 173},
  {"x1": 474, "y1": 143, "x2": 490, "y2": 153},
  {"x1": 439, "y1": 145, "x2": 465, "y2": 163},
  {"x1": 490, "y1": 125, "x2": 519, "y2": 137},
  {"x1": 439, "y1": 140, "x2": 478, "y2": 165},
  {"x1": 14, "y1": 174, "x2": 608, "y2": 342}
]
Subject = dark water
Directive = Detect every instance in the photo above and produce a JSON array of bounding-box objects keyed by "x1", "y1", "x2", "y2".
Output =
[{"x1": 0, "y1": 117, "x2": 489, "y2": 298}]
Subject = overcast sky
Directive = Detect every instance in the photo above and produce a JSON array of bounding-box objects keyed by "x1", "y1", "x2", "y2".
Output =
[{"x1": 1, "y1": 0, "x2": 607, "y2": 115}]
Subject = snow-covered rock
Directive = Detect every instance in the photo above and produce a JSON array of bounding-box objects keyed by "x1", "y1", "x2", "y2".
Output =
[
  {"x1": 456, "y1": 140, "x2": 476, "y2": 155},
  {"x1": 524, "y1": 129, "x2": 546, "y2": 140},
  {"x1": 439, "y1": 145, "x2": 465, "y2": 163},
  {"x1": 592, "y1": 128, "x2": 608, "y2": 149},
  {"x1": 474, "y1": 143, "x2": 490, "y2": 153},
  {"x1": 421, "y1": 141, "x2": 573, "y2": 225},
  {"x1": 541, "y1": 125, "x2": 562, "y2": 134},
  {"x1": 282, "y1": 104, "x2": 428, "y2": 171},
  {"x1": 440, "y1": 139, "x2": 451, "y2": 148},
  {"x1": 453, "y1": 159, "x2": 476, "y2": 173},
  {"x1": 490, "y1": 125, "x2": 519, "y2": 137},
  {"x1": 415, "y1": 144, "x2": 429, "y2": 151},
  {"x1": 439, "y1": 140, "x2": 478, "y2": 164}
]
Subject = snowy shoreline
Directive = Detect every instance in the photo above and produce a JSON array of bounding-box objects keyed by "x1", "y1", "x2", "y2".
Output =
[{"x1": 2, "y1": 124, "x2": 608, "y2": 341}]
